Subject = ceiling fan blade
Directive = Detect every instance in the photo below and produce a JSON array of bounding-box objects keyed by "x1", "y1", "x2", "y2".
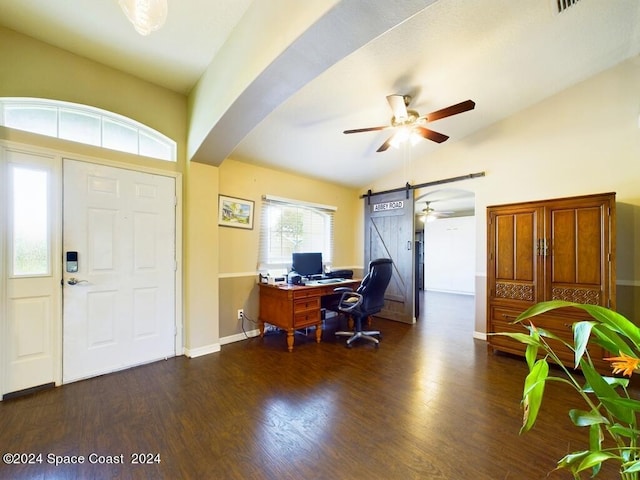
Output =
[
  {"x1": 415, "y1": 126, "x2": 449, "y2": 143},
  {"x1": 387, "y1": 94, "x2": 408, "y2": 121},
  {"x1": 424, "y1": 100, "x2": 475, "y2": 122},
  {"x1": 343, "y1": 126, "x2": 389, "y2": 134},
  {"x1": 377, "y1": 135, "x2": 394, "y2": 152}
]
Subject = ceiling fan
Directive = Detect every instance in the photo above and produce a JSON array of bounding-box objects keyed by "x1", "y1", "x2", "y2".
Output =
[
  {"x1": 420, "y1": 202, "x2": 453, "y2": 222},
  {"x1": 344, "y1": 95, "x2": 475, "y2": 152}
]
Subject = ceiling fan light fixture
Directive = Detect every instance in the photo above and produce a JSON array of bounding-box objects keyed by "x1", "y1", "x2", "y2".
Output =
[
  {"x1": 409, "y1": 130, "x2": 422, "y2": 146},
  {"x1": 390, "y1": 127, "x2": 422, "y2": 149},
  {"x1": 119, "y1": 0, "x2": 168, "y2": 36},
  {"x1": 390, "y1": 127, "x2": 411, "y2": 148}
]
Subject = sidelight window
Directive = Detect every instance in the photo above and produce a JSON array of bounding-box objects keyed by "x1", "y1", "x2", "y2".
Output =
[{"x1": 10, "y1": 165, "x2": 50, "y2": 276}]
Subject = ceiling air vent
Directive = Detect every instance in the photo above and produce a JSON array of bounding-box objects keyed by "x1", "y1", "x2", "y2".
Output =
[{"x1": 554, "y1": 0, "x2": 581, "y2": 14}]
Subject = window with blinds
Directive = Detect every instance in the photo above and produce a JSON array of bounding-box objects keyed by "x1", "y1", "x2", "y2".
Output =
[{"x1": 259, "y1": 195, "x2": 335, "y2": 272}]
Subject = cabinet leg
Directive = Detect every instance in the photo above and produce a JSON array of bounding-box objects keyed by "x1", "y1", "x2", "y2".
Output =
[
  {"x1": 315, "y1": 324, "x2": 322, "y2": 343},
  {"x1": 259, "y1": 321, "x2": 265, "y2": 338},
  {"x1": 286, "y1": 330, "x2": 294, "y2": 352}
]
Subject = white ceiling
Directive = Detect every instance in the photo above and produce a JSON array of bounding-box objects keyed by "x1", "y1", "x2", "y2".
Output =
[
  {"x1": 1, "y1": 0, "x2": 640, "y2": 213},
  {"x1": 0, "y1": 0, "x2": 253, "y2": 94}
]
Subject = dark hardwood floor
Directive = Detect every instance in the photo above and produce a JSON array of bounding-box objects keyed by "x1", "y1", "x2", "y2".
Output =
[{"x1": 0, "y1": 291, "x2": 630, "y2": 479}]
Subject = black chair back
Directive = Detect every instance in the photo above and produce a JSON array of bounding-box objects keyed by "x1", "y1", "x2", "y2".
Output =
[{"x1": 356, "y1": 258, "x2": 392, "y2": 315}]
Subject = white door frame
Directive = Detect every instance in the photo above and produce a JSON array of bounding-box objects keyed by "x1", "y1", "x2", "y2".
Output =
[{"x1": 0, "y1": 139, "x2": 183, "y2": 397}]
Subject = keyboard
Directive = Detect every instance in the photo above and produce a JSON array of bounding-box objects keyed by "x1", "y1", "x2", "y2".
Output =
[{"x1": 316, "y1": 278, "x2": 344, "y2": 284}]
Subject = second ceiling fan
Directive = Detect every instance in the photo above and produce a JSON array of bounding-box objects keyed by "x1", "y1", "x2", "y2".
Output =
[{"x1": 344, "y1": 95, "x2": 475, "y2": 152}]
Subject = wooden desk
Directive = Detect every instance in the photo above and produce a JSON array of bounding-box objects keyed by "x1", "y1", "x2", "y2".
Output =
[{"x1": 258, "y1": 279, "x2": 360, "y2": 352}]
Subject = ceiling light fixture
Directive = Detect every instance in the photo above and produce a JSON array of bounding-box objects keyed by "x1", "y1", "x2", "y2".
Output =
[
  {"x1": 118, "y1": 0, "x2": 168, "y2": 36},
  {"x1": 389, "y1": 127, "x2": 422, "y2": 149}
]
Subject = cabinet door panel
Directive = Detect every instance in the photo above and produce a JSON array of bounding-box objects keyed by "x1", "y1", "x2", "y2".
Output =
[
  {"x1": 494, "y1": 212, "x2": 535, "y2": 282},
  {"x1": 576, "y1": 208, "x2": 602, "y2": 284},
  {"x1": 550, "y1": 209, "x2": 577, "y2": 283},
  {"x1": 550, "y1": 205, "x2": 604, "y2": 302},
  {"x1": 490, "y1": 209, "x2": 539, "y2": 303},
  {"x1": 515, "y1": 213, "x2": 535, "y2": 281}
]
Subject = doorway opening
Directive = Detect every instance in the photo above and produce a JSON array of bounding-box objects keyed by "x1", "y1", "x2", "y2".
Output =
[{"x1": 414, "y1": 188, "x2": 476, "y2": 319}]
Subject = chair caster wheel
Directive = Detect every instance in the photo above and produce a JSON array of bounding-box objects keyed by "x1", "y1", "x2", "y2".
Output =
[{"x1": 346, "y1": 343, "x2": 353, "y2": 348}]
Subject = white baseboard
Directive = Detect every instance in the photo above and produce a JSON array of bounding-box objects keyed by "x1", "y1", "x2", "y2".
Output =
[
  {"x1": 184, "y1": 343, "x2": 221, "y2": 358},
  {"x1": 425, "y1": 288, "x2": 475, "y2": 296},
  {"x1": 220, "y1": 329, "x2": 260, "y2": 346},
  {"x1": 473, "y1": 331, "x2": 487, "y2": 341}
]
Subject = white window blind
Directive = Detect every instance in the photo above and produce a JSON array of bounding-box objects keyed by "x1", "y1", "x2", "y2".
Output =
[{"x1": 258, "y1": 195, "x2": 335, "y2": 272}]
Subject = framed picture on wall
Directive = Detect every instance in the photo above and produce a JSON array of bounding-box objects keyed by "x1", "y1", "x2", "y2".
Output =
[{"x1": 218, "y1": 195, "x2": 254, "y2": 230}]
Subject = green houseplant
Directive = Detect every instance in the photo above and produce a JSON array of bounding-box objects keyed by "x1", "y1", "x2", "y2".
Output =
[{"x1": 499, "y1": 300, "x2": 640, "y2": 479}]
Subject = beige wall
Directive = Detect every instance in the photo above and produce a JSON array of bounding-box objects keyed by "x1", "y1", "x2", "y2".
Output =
[
  {"x1": 184, "y1": 161, "x2": 220, "y2": 353},
  {"x1": 0, "y1": 27, "x2": 187, "y2": 160},
  {"x1": 0, "y1": 27, "x2": 219, "y2": 355},
  {"x1": 366, "y1": 56, "x2": 640, "y2": 333},
  {"x1": 217, "y1": 158, "x2": 361, "y2": 339}
]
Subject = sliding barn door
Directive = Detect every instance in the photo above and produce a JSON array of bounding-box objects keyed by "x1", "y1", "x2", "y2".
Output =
[{"x1": 364, "y1": 190, "x2": 415, "y2": 324}]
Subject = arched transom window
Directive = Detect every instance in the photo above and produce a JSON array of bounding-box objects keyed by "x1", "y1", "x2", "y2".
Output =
[{"x1": 0, "y1": 98, "x2": 176, "y2": 162}]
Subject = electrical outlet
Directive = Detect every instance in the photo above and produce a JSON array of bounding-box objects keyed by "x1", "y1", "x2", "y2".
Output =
[{"x1": 237, "y1": 309, "x2": 244, "y2": 320}]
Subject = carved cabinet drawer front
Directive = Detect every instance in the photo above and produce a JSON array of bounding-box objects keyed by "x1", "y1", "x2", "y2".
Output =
[
  {"x1": 294, "y1": 310, "x2": 320, "y2": 327},
  {"x1": 490, "y1": 306, "x2": 585, "y2": 366},
  {"x1": 294, "y1": 297, "x2": 320, "y2": 313},
  {"x1": 490, "y1": 307, "x2": 523, "y2": 325},
  {"x1": 490, "y1": 306, "x2": 572, "y2": 340}
]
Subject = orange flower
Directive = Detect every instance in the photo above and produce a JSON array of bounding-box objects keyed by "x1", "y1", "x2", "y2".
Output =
[{"x1": 604, "y1": 352, "x2": 640, "y2": 377}]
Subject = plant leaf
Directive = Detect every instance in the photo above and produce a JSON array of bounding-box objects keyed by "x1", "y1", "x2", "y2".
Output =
[
  {"x1": 491, "y1": 332, "x2": 542, "y2": 346},
  {"x1": 575, "y1": 451, "x2": 619, "y2": 473},
  {"x1": 623, "y1": 460, "x2": 640, "y2": 473},
  {"x1": 588, "y1": 423, "x2": 603, "y2": 453},
  {"x1": 581, "y1": 361, "x2": 634, "y2": 424},
  {"x1": 516, "y1": 300, "x2": 640, "y2": 348},
  {"x1": 570, "y1": 303, "x2": 640, "y2": 347},
  {"x1": 602, "y1": 397, "x2": 640, "y2": 413},
  {"x1": 568, "y1": 409, "x2": 608, "y2": 427},
  {"x1": 583, "y1": 376, "x2": 629, "y2": 393},
  {"x1": 515, "y1": 300, "x2": 577, "y2": 322},
  {"x1": 557, "y1": 450, "x2": 590, "y2": 468},
  {"x1": 573, "y1": 321, "x2": 595, "y2": 368},
  {"x1": 609, "y1": 424, "x2": 640, "y2": 439},
  {"x1": 525, "y1": 343, "x2": 538, "y2": 370},
  {"x1": 591, "y1": 324, "x2": 635, "y2": 357},
  {"x1": 521, "y1": 359, "x2": 549, "y2": 433}
]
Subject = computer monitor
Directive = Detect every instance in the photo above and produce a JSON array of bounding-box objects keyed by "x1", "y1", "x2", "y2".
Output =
[{"x1": 291, "y1": 252, "x2": 323, "y2": 278}]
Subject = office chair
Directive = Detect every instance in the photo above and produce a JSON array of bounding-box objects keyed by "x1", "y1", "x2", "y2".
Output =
[{"x1": 334, "y1": 258, "x2": 393, "y2": 348}]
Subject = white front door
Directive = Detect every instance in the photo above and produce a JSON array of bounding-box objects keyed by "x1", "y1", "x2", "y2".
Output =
[
  {"x1": 2, "y1": 148, "x2": 61, "y2": 396},
  {"x1": 62, "y1": 159, "x2": 176, "y2": 383}
]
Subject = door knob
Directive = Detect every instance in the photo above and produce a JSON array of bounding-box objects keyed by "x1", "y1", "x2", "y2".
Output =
[{"x1": 67, "y1": 277, "x2": 88, "y2": 285}]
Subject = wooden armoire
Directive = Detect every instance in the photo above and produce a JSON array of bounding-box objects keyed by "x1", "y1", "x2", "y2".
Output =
[{"x1": 486, "y1": 192, "x2": 616, "y2": 370}]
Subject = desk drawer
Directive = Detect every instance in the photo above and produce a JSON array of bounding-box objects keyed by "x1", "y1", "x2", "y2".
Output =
[
  {"x1": 294, "y1": 297, "x2": 320, "y2": 313},
  {"x1": 294, "y1": 310, "x2": 321, "y2": 328},
  {"x1": 293, "y1": 289, "x2": 319, "y2": 300}
]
